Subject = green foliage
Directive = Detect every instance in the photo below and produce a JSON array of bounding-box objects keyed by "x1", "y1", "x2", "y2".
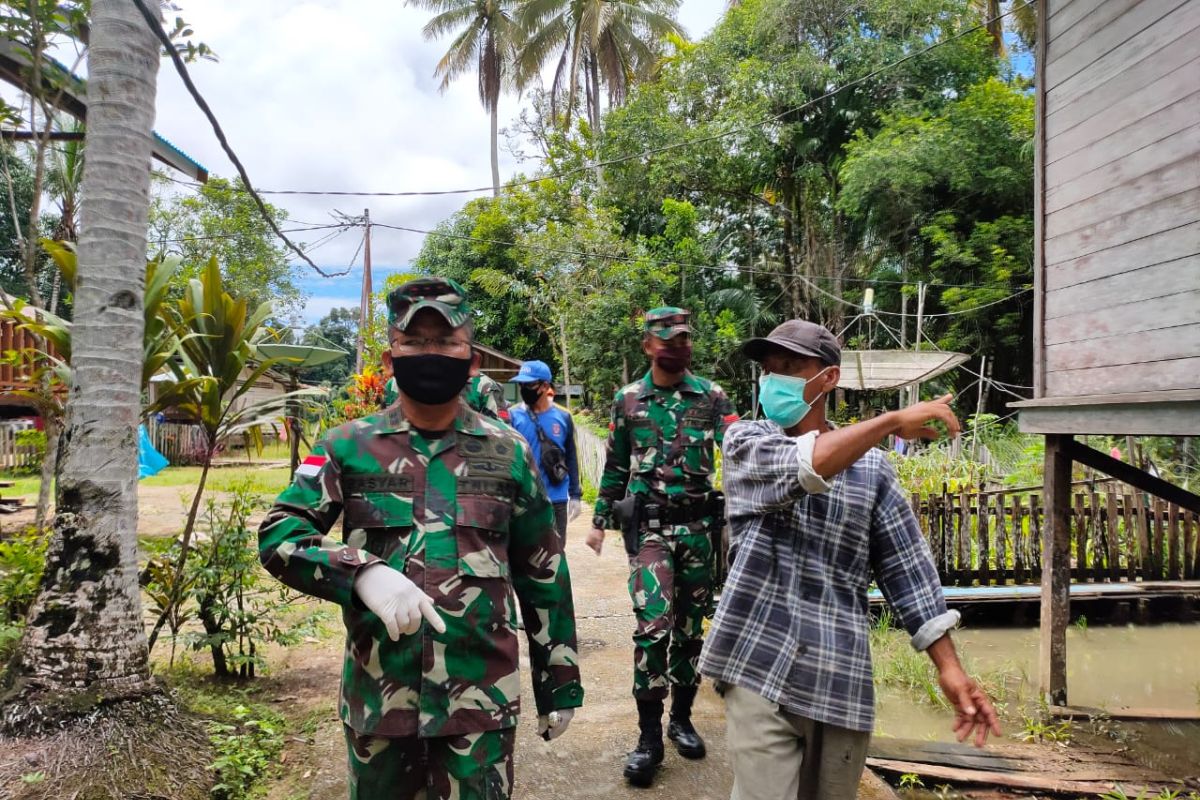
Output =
[
  {"x1": 207, "y1": 704, "x2": 285, "y2": 800},
  {"x1": 149, "y1": 177, "x2": 302, "y2": 318},
  {"x1": 898, "y1": 772, "x2": 925, "y2": 789},
  {"x1": 299, "y1": 306, "x2": 356, "y2": 387},
  {"x1": 0, "y1": 526, "x2": 47, "y2": 670},
  {"x1": 179, "y1": 482, "x2": 325, "y2": 679},
  {"x1": 0, "y1": 526, "x2": 47, "y2": 625}
]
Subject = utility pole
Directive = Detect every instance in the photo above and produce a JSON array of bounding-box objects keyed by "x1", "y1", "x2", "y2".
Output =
[
  {"x1": 910, "y1": 281, "x2": 926, "y2": 406},
  {"x1": 355, "y1": 208, "x2": 372, "y2": 374},
  {"x1": 972, "y1": 355, "x2": 987, "y2": 459}
]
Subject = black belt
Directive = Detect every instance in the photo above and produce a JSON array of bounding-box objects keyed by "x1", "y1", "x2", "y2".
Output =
[{"x1": 652, "y1": 497, "x2": 720, "y2": 525}]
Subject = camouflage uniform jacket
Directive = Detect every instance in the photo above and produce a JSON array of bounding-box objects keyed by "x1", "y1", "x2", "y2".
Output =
[
  {"x1": 259, "y1": 403, "x2": 583, "y2": 738},
  {"x1": 593, "y1": 371, "x2": 738, "y2": 529},
  {"x1": 384, "y1": 373, "x2": 510, "y2": 422}
]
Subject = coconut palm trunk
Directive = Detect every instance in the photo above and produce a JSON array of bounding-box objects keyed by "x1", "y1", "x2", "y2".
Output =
[
  {"x1": 490, "y1": 103, "x2": 500, "y2": 197},
  {"x1": 15, "y1": 0, "x2": 159, "y2": 697}
]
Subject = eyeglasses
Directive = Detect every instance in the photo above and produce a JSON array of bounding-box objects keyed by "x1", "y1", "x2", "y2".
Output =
[{"x1": 395, "y1": 337, "x2": 471, "y2": 355}]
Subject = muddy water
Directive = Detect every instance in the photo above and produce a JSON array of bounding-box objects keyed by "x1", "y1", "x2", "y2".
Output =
[{"x1": 873, "y1": 623, "x2": 1200, "y2": 742}]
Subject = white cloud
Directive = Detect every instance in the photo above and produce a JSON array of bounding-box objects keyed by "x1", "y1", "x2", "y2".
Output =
[{"x1": 152, "y1": 0, "x2": 727, "y2": 295}]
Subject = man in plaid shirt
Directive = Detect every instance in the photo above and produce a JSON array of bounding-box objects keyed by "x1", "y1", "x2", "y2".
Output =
[{"x1": 699, "y1": 320, "x2": 999, "y2": 799}]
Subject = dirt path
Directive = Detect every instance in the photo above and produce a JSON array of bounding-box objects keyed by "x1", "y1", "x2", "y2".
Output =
[{"x1": 262, "y1": 517, "x2": 900, "y2": 800}]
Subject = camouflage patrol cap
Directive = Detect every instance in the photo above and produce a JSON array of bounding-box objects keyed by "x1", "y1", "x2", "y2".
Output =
[
  {"x1": 644, "y1": 307, "x2": 692, "y2": 340},
  {"x1": 387, "y1": 277, "x2": 472, "y2": 330}
]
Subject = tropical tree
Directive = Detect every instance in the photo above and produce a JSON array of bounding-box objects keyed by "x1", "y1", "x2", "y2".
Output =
[
  {"x1": 143, "y1": 256, "x2": 324, "y2": 653},
  {"x1": 406, "y1": 0, "x2": 524, "y2": 196},
  {"x1": 10, "y1": 0, "x2": 160, "y2": 706},
  {"x1": 148, "y1": 176, "x2": 303, "y2": 317},
  {"x1": 516, "y1": 0, "x2": 684, "y2": 133}
]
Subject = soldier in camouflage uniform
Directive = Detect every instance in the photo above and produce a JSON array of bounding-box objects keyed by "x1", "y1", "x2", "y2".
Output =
[
  {"x1": 260, "y1": 277, "x2": 583, "y2": 800},
  {"x1": 585, "y1": 307, "x2": 738, "y2": 787},
  {"x1": 384, "y1": 360, "x2": 509, "y2": 422}
]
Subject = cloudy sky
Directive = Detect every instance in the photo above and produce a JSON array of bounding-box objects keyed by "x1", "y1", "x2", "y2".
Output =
[{"x1": 146, "y1": 1, "x2": 728, "y2": 325}]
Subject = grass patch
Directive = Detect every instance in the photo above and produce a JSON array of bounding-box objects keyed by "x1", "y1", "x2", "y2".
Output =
[
  {"x1": 869, "y1": 609, "x2": 1021, "y2": 714},
  {"x1": 141, "y1": 465, "x2": 291, "y2": 495},
  {"x1": 0, "y1": 473, "x2": 41, "y2": 499}
]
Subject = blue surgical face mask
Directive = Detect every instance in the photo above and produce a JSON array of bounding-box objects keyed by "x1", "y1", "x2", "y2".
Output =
[{"x1": 758, "y1": 367, "x2": 831, "y2": 428}]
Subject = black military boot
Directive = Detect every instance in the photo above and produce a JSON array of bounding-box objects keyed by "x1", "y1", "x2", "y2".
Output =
[
  {"x1": 624, "y1": 699, "x2": 665, "y2": 787},
  {"x1": 667, "y1": 685, "x2": 706, "y2": 759}
]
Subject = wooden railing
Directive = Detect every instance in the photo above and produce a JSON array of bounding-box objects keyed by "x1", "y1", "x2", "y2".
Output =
[{"x1": 910, "y1": 485, "x2": 1200, "y2": 586}]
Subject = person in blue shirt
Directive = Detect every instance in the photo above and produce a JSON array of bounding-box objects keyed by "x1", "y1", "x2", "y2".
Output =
[{"x1": 510, "y1": 360, "x2": 582, "y2": 542}]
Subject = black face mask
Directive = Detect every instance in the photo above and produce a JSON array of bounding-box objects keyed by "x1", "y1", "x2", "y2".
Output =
[
  {"x1": 654, "y1": 345, "x2": 693, "y2": 374},
  {"x1": 392, "y1": 353, "x2": 472, "y2": 405},
  {"x1": 519, "y1": 384, "x2": 543, "y2": 407}
]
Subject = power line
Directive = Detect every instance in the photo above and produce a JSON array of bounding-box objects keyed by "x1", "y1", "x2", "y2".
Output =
[
  {"x1": 159, "y1": 2, "x2": 1032, "y2": 200},
  {"x1": 129, "y1": 0, "x2": 349, "y2": 279},
  {"x1": 370, "y1": 220, "x2": 1032, "y2": 312}
]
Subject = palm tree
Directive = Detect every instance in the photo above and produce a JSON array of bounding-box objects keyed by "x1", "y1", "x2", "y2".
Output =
[
  {"x1": 408, "y1": 0, "x2": 523, "y2": 197},
  {"x1": 517, "y1": 0, "x2": 684, "y2": 133},
  {"x1": 15, "y1": 0, "x2": 160, "y2": 699},
  {"x1": 972, "y1": 0, "x2": 1039, "y2": 57}
]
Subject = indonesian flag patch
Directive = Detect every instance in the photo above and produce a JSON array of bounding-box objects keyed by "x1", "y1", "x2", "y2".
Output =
[{"x1": 296, "y1": 454, "x2": 327, "y2": 478}]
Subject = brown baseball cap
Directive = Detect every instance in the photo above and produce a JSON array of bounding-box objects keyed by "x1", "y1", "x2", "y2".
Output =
[{"x1": 742, "y1": 320, "x2": 841, "y2": 366}]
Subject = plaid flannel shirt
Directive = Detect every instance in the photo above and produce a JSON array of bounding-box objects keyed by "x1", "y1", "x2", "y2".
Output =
[{"x1": 699, "y1": 420, "x2": 959, "y2": 732}]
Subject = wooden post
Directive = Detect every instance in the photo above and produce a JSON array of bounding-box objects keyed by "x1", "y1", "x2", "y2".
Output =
[
  {"x1": 1105, "y1": 492, "x2": 1121, "y2": 582},
  {"x1": 1040, "y1": 433, "x2": 1072, "y2": 707},
  {"x1": 1013, "y1": 494, "x2": 1026, "y2": 585}
]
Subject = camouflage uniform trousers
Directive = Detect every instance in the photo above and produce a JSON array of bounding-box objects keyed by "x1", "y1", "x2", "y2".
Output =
[
  {"x1": 344, "y1": 724, "x2": 514, "y2": 800},
  {"x1": 628, "y1": 520, "x2": 714, "y2": 700}
]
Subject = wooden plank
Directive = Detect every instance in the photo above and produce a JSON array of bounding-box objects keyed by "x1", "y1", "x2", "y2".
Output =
[
  {"x1": 865, "y1": 758, "x2": 1166, "y2": 794},
  {"x1": 1029, "y1": 493, "x2": 1042, "y2": 580},
  {"x1": 1168, "y1": 503, "x2": 1181, "y2": 580},
  {"x1": 1047, "y1": 125, "x2": 1200, "y2": 217},
  {"x1": 1046, "y1": 0, "x2": 1100, "y2": 37},
  {"x1": 1073, "y1": 492, "x2": 1088, "y2": 581},
  {"x1": 1044, "y1": 189, "x2": 1200, "y2": 266},
  {"x1": 1089, "y1": 489, "x2": 1105, "y2": 578},
  {"x1": 1105, "y1": 491, "x2": 1121, "y2": 581},
  {"x1": 1186, "y1": 509, "x2": 1197, "y2": 580},
  {"x1": 958, "y1": 491, "x2": 971, "y2": 586},
  {"x1": 996, "y1": 493, "x2": 1008, "y2": 585},
  {"x1": 1050, "y1": 705, "x2": 1200, "y2": 722},
  {"x1": 1122, "y1": 494, "x2": 1136, "y2": 582},
  {"x1": 1134, "y1": 492, "x2": 1153, "y2": 579},
  {"x1": 1013, "y1": 495, "x2": 1026, "y2": 584},
  {"x1": 1046, "y1": 357, "x2": 1200, "y2": 400},
  {"x1": 1046, "y1": 254, "x2": 1200, "y2": 319},
  {"x1": 1051, "y1": 286, "x2": 1200, "y2": 348},
  {"x1": 1044, "y1": 0, "x2": 1143, "y2": 70},
  {"x1": 1033, "y1": 0, "x2": 1050, "y2": 398},
  {"x1": 978, "y1": 490, "x2": 991, "y2": 586},
  {"x1": 1046, "y1": 0, "x2": 1200, "y2": 103},
  {"x1": 1046, "y1": 90, "x2": 1200, "y2": 181},
  {"x1": 1046, "y1": 155, "x2": 1199, "y2": 239},
  {"x1": 1046, "y1": 48, "x2": 1200, "y2": 149},
  {"x1": 1045, "y1": 324, "x2": 1200, "y2": 372},
  {"x1": 1041, "y1": 434, "x2": 1072, "y2": 705},
  {"x1": 1153, "y1": 498, "x2": 1167, "y2": 579}
]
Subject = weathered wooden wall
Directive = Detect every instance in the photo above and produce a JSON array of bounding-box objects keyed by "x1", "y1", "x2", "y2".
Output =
[{"x1": 1038, "y1": 0, "x2": 1200, "y2": 398}]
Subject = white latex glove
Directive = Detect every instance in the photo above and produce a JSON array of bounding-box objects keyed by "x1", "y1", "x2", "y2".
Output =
[
  {"x1": 354, "y1": 563, "x2": 446, "y2": 641},
  {"x1": 537, "y1": 709, "x2": 574, "y2": 741},
  {"x1": 568, "y1": 498, "x2": 582, "y2": 521}
]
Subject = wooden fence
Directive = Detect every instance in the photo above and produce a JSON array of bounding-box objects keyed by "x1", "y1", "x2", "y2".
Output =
[
  {"x1": 911, "y1": 485, "x2": 1200, "y2": 586},
  {"x1": 574, "y1": 421, "x2": 606, "y2": 489},
  {"x1": 0, "y1": 427, "x2": 40, "y2": 471},
  {"x1": 146, "y1": 419, "x2": 209, "y2": 466}
]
